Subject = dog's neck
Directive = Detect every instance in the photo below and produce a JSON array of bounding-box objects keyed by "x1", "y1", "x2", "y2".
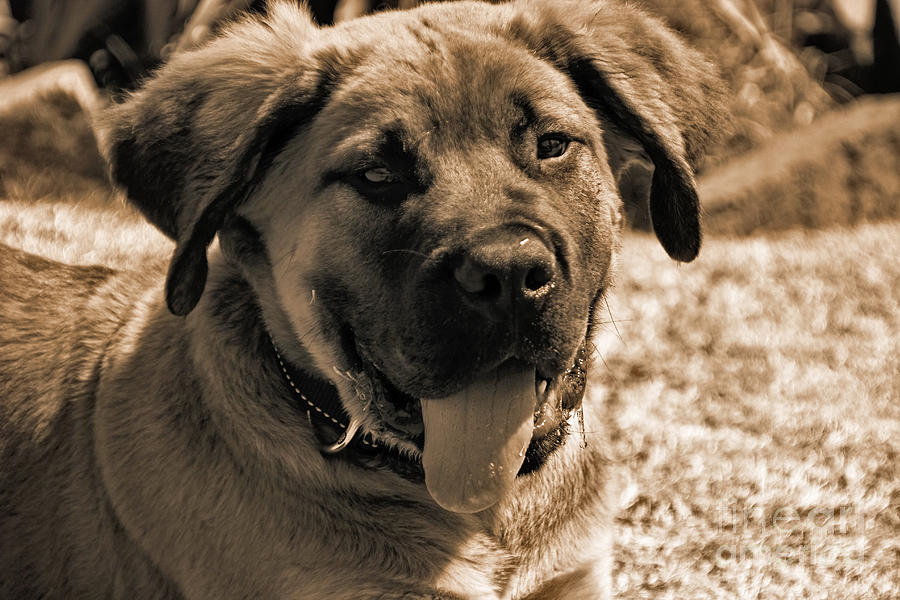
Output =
[
  {"x1": 269, "y1": 334, "x2": 377, "y2": 453},
  {"x1": 204, "y1": 244, "x2": 424, "y2": 478},
  {"x1": 267, "y1": 334, "x2": 425, "y2": 480}
]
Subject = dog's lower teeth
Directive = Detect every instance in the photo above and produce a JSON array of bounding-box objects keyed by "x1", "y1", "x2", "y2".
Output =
[{"x1": 536, "y1": 379, "x2": 548, "y2": 397}]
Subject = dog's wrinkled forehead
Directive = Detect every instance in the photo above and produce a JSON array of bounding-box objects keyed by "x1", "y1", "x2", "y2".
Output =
[{"x1": 310, "y1": 27, "x2": 599, "y2": 167}]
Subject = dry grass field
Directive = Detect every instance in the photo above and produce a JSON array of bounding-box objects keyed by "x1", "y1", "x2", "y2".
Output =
[
  {"x1": 1, "y1": 83, "x2": 898, "y2": 598},
  {"x1": 602, "y1": 227, "x2": 900, "y2": 599}
]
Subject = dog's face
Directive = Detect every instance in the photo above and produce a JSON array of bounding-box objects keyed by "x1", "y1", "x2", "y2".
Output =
[
  {"x1": 104, "y1": 0, "x2": 725, "y2": 512},
  {"x1": 251, "y1": 23, "x2": 616, "y2": 428}
]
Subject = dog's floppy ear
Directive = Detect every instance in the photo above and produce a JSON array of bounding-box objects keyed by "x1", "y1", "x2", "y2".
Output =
[
  {"x1": 101, "y1": 3, "x2": 330, "y2": 315},
  {"x1": 507, "y1": 0, "x2": 728, "y2": 261}
]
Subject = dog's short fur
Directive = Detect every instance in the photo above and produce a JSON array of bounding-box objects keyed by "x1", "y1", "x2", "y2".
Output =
[{"x1": 0, "y1": 2, "x2": 725, "y2": 598}]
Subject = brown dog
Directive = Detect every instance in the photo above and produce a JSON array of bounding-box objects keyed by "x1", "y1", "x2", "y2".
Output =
[{"x1": 0, "y1": 1, "x2": 725, "y2": 597}]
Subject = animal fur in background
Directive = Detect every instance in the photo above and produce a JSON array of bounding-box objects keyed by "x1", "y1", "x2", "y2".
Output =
[{"x1": 0, "y1": 1, "x2": 725, "y2": 598}]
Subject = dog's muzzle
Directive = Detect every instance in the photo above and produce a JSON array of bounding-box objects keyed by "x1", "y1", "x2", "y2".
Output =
[{"x1": 287, "y1": 220, "x2": 592, "y2": 513}]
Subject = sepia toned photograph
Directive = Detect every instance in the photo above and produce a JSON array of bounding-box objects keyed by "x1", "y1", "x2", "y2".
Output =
[{"x1": 0, "y1": 0, "x2": 897, "y2": 598}]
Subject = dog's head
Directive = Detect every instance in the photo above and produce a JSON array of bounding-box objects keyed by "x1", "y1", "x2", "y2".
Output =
[{"x1": 103, "y1": 0, "x2": 725, "y2": 512}]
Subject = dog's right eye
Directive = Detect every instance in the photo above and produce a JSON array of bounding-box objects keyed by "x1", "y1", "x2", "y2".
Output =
[
  {"x1": 345, "y1": 165, "x2": 414, "y2": 204},
  {"x1": 363, "y1": 167, "x2": 398, "y2": 184}
]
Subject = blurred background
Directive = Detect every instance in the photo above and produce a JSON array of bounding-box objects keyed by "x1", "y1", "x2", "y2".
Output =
[
  {"x1": 1, "y1": 0, "x2": 897, "y2": 95},
  {"x1": 2, "y1": 0, "x2": 898, "y2": 235}
]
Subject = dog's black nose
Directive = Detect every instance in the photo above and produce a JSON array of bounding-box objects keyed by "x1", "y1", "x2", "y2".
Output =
[{"x1": 453, "y1": 229, "x2": 557, "y2": 319}]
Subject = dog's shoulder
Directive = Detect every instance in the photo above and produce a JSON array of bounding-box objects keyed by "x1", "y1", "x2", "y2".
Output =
[
  {"x1": 0, "y1": 243, "x2": 135, "y2": 345},
  {"x1": 0, "y1": 244, "x2": 155, "y2": 424}
]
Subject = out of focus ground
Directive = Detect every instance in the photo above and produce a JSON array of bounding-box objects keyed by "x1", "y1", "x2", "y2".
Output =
[{"x1": 602, "y1": 227, "x2": 900, "y2": 599}]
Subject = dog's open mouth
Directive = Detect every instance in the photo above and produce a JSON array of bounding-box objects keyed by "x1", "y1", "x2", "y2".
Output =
[{"x1": 346, "y1": 330, "x2": 588, "y2": 513}]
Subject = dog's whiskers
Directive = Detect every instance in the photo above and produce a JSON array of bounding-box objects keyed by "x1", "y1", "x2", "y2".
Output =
[
  {"x1": 592, "y1": 318, "x2": 634, "y2": 327},
  {"x1": 603, "y1": 297, "x2": 624, "y2": 343},
  {"x1": 381, "y1": 248, "x2": 429, "y2": 261},
  {"x1": 576, "y1": 407, "x2": 587, "y2": 448},
  {"x1": 586, "y1": 339, "x2": 612, "y2": 374},
  {"x1": 273, "y1": 243, "x2": 299, "y2": 267}
]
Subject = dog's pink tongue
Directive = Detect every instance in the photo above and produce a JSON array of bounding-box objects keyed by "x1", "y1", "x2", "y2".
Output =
[{"x1": 420, "y1": 361, "x2": 535, "y2": 513}]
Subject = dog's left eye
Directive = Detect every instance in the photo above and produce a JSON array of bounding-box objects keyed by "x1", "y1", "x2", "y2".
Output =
[
  {"x1": 537, "y1": 135, "x2": 570, "y2": 159},
  {"x1": 363, "y1": 167, "x2": 398, "y2": 184}
]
